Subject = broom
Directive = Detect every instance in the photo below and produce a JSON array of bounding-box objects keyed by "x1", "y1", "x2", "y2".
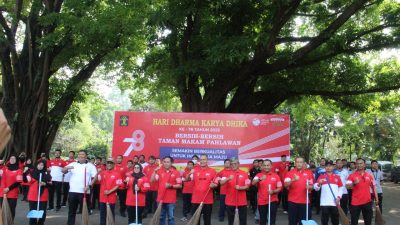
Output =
[
  {"x1": 81, "y1": 167, "x2": 90, "y2": 225},
  {"x1": 106, "y1": 195, "x2": 114, "y2": 225},
  {"x1": 0, "y1": 203, "x2": 3, "y2": 225},
  {"x1": 186, "y1": 186, "x2": 213, "y2": 225},
  {"x1": 233, "y1": 175, "x2": 239, "y2": 225},
  {"x1": 2, "y1": 194, "x2": 12, "y2": 225},
  {"x1": 371, "y1": 185, "x2": 385, "y2": 225}
]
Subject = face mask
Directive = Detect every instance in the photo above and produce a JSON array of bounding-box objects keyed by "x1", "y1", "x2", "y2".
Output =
[{"x1": 192, "y1": 159, "x2": 197, "y2": 164}]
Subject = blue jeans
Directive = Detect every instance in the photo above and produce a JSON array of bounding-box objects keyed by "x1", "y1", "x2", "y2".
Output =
[{"x1": 160, "y1": 203, "x2": 176, "y2": 225}]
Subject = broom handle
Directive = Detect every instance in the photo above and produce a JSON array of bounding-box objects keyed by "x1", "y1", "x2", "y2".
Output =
[
  {"x1": 306, "y1": 179, "x2": 309, "y2": 221},
  {"x1": 84, "y1": 167, "x2": 86, "y2": 199},
  {"x1": 37, "y1": 173, "x2": 42, "y2": 211},
  {"x1": 268, "y1": 184, "x2": 271, "y2": 225},
  {"x1": 199, "y1": 174, "x2": 217, "y2": 203},
  {"x1": 135, "y1": 184, "x2": 138, "y2": 225},
  {"x1": 235, "y1": 174, "x2": 238, "y2": 210}
]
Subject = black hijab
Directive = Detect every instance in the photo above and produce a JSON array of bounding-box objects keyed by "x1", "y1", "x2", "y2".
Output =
[
  {"x1": 25, "y1": 158, "x2": 34, "y2": 169},
  {"x1": 7, "y1": 155, "x2": 19, "y2": 171},
  {"x1": 31, "y1": 160, "x2": 52, "y2": 196},
  {"x1": 132, "y1": 163, "x2": 144, "y2": 193}
]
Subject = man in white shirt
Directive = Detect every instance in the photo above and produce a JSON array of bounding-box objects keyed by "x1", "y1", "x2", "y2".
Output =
[
  {"x1": 48, "y1": 149, "x2": 66, "y2": 211},
  {"x1": 62, "y1": 150, "x2": 97, "y2": 225},
  {"x1": 62, "y1": 151, "x2": 76, "y2": 207},
  {"x1": 367, "y1": 160, "x2": 383, "y2": 212},
  {"x1": 334, "y1": 159, "x2": 350, "y2": 215}
]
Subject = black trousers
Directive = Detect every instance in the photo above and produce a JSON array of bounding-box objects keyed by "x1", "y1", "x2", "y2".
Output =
[
  {"x1": 62, "y1": 182, "x2": 70, "y2": 205},
  {"x1": 99, "y1": 202, "x2": 115, "y2": 225},
  {"x1": 22, "y1": 185, "x2": 30, "y2": 200},
  {"x1": 258, "y1": 202, "x2": 278, "y2": 225},
  {"x1": 191, "y1": 203, "x2": 212, "y2": 225},
  {"x1": 321, "y1": 206, "x2": 339, "y2": 225},
  {"x1": 340, "y1": 194, "x2": 349, "y2": 215},
  {"x1": 370, "y1": 193, "x2": 383, "y2": 213},
  {"x1": 127, "y1": 205, "x2": 144, "y2": 224},
  {"x1": 91, "y1": 184, "x2": 100, "y2": 209},
  {"x1": 218, "y1": 194, "x2": 226, "y2": 220},
  {"x1": 227, "y1": 205, "x2": 247, "y2": 225},
  {"x1": 280, "y1": 188, "x2": 289, "y2": 211},
  {"x1": 314, "y1": 190, "x2": 321, "y2": 214},
  {"x1": 248, "y1": 186, "x2": 258, "y2": 212},
  {"x1": 288, "y1": 201, "x2": 312, "y2": 225},
  {"x1": 49, "y1": 181, "x2": 63, "y2": 209},
  {"x1": 350, "y1": 202, "x2": 372, "y2": 225},
  {"x1": 117, "y1": 189, "x2": 127, "y2": 214},
  {"x1": 0, "y1": 197, "x2": 17, "y2": 219},
  {"x1": 145, "y1": 190, "x2": 158, "y2": 214},
  {"x1": 67, "y1": 192, "x2": 84, "y2": 225},
  {"x1": 29, "y1": 201, "x2": 47, "y2": 225},
  {"x1": 182, "y1": 193, "x2": 192, "y2": 217}
]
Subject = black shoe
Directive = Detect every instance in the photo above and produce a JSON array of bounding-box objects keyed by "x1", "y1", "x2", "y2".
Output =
[
  {"x1": 255, "y1": 219, "x2": 260, "y2": 224},
  {"x1": 55, "y1": 208, "x2": 60, "y2": 212},
  {"x1": 142, "y1": 213, "x2": 147, "y2": 218},
  {"x1": 77, "y1": 211, "x2": 82, "y2": 214},
  {"x1": 61, "y1": 203, "x2": 67, "y2": 207},
  {"x1": 121, "y1": 212, "x2": 126, "y2": 217},
  {"x1": 219, "y1": 218, "x2": 224, "y2": 222},
  {"x1": 89, "y1": 210, "x2": 93, "y2": 215}
]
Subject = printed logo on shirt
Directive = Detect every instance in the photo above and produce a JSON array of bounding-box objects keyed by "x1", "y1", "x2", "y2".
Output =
[{"x1": 271, "y1": 177, "x2": 276, "y2": 181}]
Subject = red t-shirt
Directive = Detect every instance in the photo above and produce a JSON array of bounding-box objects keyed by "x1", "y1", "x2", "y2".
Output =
[
  {"x1": 114, "y1": 163, "x2": 127, "y2": 189},
  {"x1": 347, "y1": 171, "x2": 375, "y2": 206},
  {"x1": 182, "y1": 169, "x2": 194, "y2": 194},
  {"x1": 276, "y1": 161, "x2": 289, "y2": 180},
  {"x1": 26, "y1": 174, "x2": 49, "y2": 202},
  {"x1": 0, "y1": 168, "x2": 23, "y2": 198},
  {"x1": 144, "y1": 164, "x2": 159, "y2": 191},
  {"x1": 98, "y1": 170, "x2": 123, "y2": 204},
  {"x1": 155, "y1": 168, "x2": 182, "y2": 204},
  {"x1": 284, "y1": 169, "x2": 314, "y2": 204},
  {"x1": 94, "y1": 164, "x2": 105, "y2": 184},
  {"x1": 191, "y1": 166, "x2": 217, "y2": 204},
  {"x1": 126, "y1": 175, "x2": 150, "y2": 206},
  {"x1": 222, "y1": 169, "x2": 251, "y2": 206},
  {"x1": 254, "y1": 171, "x2": 282, "y2": 205},
  {"x1": 218, "y1": 168, "x2": 231, "y2": 195}
]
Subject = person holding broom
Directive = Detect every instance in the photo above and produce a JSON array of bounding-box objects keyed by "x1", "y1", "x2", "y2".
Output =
[
  {"x1": 180, "y1": 160, "x2": 194, "y2": 222},
  {"x1": 0, "y1": 154, "x2": 23, "y2": 220},
  {"x1": 143, "y1": 155, "x2": 159, "y2": 218},
  {"x1": 284, "y1": 156, "x2": 314, "y2": 225},
  {"x1": 150, "y1": 156, "x2": 182, "y2": 225},
  {"x1": 346, "y1": 158, "x2": 378, "y2": 225},
  {"x1": 189, "y1": 154, "x2": 218, "y2": 225},
  {"x1": 115, "y1": 155, "x2": 128, "y2": 217},
  {"x1": 252, "y1": 159, "x2": 282, "y2": 225},
  {"x1": 24, "y1": 159, "x2": 52, "y2": 225},
  {"x1": 90, "y1": 157, "x2": 122, "y2": 225},
  {"x1": 220, "y1": 157, "x2": 251, "y2": 225},
  {"x1": 314, "y1": 161, "x2": 343, "y2": 225},
  {"x1": 126, "y1": 163, "x2": 150, "y2": 225},
  {"x1": 62, "y1": 150, "x2": 97, "y2": 225}
]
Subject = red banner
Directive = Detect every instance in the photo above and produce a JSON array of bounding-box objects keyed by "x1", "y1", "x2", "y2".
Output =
[{"x1": 112, "y1": 112, "x2": 290, "y2": 169}]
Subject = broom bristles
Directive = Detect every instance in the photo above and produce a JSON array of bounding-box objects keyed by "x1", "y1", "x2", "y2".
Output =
[
  {"x1": 233, "y1": 208, "x2": 240, "y2": 225},
  {"x1": 375, "y1": 206, "x2": 385, "y2": 225},
  {"x1": 106, "y1": 204, "x2": 114, "y2": 225},
  {"x1": 81, "y1": 198, "x2": 90, "y2": 225},
  {"x1": 2, "y1": 195, "x2": 12, "y2": 225},
  {"x1": 186, "y1": 203, "x2": 204, "y2": 225},
  {"x1": 149, "y1": 202, "x2": 163, "y2": 225},
  {"x1": 337, "y1": 206, "x2": 350, "y2": 225}
]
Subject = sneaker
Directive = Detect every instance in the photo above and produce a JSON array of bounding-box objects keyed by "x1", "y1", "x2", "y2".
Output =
[
  {"x1": 121, "y1": 212, "x2": 126, "y2": 217},
  {"x1": 219, "y1": 218, "x2": 224, "y2": 222},
  {"x1": 55, "y1": 208, "x2": 60, "y2": 212},
  {"x1": 255, "y1": 219, "x2": 260, "y2": 224},
  {"x1": 283, "y1": 211, "x2": 288, "y2": 214},
  {"x1": 180, "y1": 217, "x2": 188, "y2": 222},
  {"x1": 47, "y1": 208, "x2": 54, "y2": 211},
  {"x1": 61, "y1": 204, "x2": 67, "y2": 207}
]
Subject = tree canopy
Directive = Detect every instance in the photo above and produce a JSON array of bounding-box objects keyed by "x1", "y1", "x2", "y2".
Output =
[{"x1": 136, "y1": 0, "x2": 400, "y2": 113}]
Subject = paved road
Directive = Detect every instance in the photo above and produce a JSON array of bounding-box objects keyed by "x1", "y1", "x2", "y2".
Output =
[{"x1": 13, "y1": 183, "x2": 400, "y2": 225}]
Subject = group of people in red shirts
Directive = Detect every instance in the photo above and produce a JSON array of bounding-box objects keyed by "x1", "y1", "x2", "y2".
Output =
[{"x1": 0, "y1": 150, "x2": 382, "y2": 225}]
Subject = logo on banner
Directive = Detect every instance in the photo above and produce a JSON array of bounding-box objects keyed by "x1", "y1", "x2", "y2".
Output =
[
  {"x1": 120, "y1": 115, "x2": 129, "y2": 126},
  {"x1": 123, "y1": 130, "x2": 145, "y2": 156}
]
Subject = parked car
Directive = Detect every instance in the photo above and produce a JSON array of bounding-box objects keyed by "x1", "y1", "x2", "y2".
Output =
[{"x1": 391, "y1": 166, "x2": 400, "y2": 184}]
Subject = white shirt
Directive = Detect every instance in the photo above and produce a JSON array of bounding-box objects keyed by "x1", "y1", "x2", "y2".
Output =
[
  {"x1": 335, "y1": 168, "x2": 349, "y2": 194},
  {"x1": 314, "y1": 178, "x2": 343, "y2": 206},
  {"x1": 67, "y1": 161, "x2": 97, "y2": 193},
  {"x1": 367, "y1": 169, "x2": 383, "y2": 193}
]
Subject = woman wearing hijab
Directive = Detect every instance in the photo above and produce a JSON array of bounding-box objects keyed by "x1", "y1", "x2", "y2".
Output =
[
  {"x1": 126, "y1": 163, "x2": 150, "y2": 225},
  {"x1": 24, "y1": 160, "x2": 52, "y2": 225},
  {"x1": 22, "y1": 158, "x2": 34, "y2": 201},
  {"x1": 0, "y1": 155, "x2": 23, "y2": 219}
]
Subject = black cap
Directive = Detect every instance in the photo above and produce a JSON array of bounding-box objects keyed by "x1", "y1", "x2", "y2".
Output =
[{"x1": 326, "y1": 160, "x2": 334, "y2": 166}]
